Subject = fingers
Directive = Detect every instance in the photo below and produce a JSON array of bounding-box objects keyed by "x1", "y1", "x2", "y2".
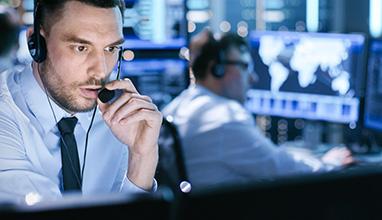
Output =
[
  {"x1": 119, "y1": 109, "x2": 163, "y2": 126},
  {"x1": 97, "y1": 78, "x2": 161, "y2": 126},
  {"x1": 101, "y1": 92, "x2": 152, "y2": 114},
  {"x1": 104, "y1": 78, "x2": 138, "y2": 94},
  {"x1": 97, "y1": 78, "x2": 150, "y2": 112},
  {"x1": 105, "y1": 97, "x2": 158, "y2": 125},
  {"x1": 322, "y1": 146, "x2": 356, "y2": 167},
  {"x1": 344, "y1": 157, "x2": 355, "y2": 165}
]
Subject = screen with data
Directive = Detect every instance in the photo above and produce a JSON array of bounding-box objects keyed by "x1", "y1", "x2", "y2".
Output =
[
  {"x1": 123, "y1": 0, "x2": 187, "y2": 50},
  {"x1": 364, "y1": 40, "x2": 382, "y2": 131},
  {"x1": 120, "y1": 58, "x2": 188, "y2": 109},
  {"x1": 246, "y1": 31, "x2": 366, "y2": 124}
]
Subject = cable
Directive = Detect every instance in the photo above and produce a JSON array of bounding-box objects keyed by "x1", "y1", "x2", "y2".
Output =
[
  {"x1": 81, "y1": 48, "x2": 123, "y2": 183},
  {"x1": 81, "y1": 106, "x2": 97, "y2": 183},
  {"x1": 38, "y1": 47, "x2": 124, "y2": 190},
  {"x1": 38, "y1": 63, "x2": 83, "y2": 189}
]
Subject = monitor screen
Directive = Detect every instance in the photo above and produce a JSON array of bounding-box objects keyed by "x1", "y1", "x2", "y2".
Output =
[
  {"x1": 364, "y1": 40, "x2": 382, "y2": 131},
  {"x1": 246, "y1": 31, "x2": 366, "y2": 124},
  {"x1": 120, "y1": 58, "x2": 189, "y2": 109},
  {"x1": 123, "y1": 0, "x2": 187, "y2": 50}
]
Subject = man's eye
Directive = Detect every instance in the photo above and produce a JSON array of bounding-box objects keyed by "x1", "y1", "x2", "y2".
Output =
[
  {"x1": 75, "y1": 45, "x2": 87, "y2": 52},
  {"x1": 105, "y1": 46, "x2": 118, "y2": 53}
]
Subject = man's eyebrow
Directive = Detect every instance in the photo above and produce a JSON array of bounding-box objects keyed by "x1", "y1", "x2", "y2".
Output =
[
  {"x1": 61, "y1": 35, "x2": 125, "y2": 47},
  {"x1": 107, "y1": 38, "x2": 125, "y2": 47},
  {"x1": 62, "y1": 35, "x2": 93, "y2": 45}
]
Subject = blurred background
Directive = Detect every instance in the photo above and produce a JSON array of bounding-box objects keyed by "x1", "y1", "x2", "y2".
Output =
[
  {"x1": 1, "y1": 0, "x2": 382, "y2": 156},
  {"x1": 2, "y1": 1, "x2": 382, "y2": 218}
]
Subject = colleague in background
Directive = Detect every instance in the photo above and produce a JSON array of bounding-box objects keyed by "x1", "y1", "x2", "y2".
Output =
[{"x1": 162, "y1": 29, "x2": 354, "y2": 190}]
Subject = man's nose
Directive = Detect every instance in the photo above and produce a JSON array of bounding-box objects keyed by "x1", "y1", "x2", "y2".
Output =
[
  {"x1": 249, "y1": 70, "x2": 259, "y2": 85},
  {"x1": 88, "y1": 51, "x2": 108, "y2": 80}
]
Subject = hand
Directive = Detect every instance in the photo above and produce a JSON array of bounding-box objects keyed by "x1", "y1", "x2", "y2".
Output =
[
  {"x1": 321, "y1": 146, "x2": 355, "y2": 167},
  {"x1": 98, "y1": 78, "x2": 162, "y2": 190}
]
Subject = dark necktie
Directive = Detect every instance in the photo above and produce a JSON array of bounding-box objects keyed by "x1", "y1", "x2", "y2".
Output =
[{"x1": 57, "y1": 117, "x2": 82, "y2": 192}]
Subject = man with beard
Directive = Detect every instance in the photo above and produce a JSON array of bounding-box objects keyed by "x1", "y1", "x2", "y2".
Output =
[{"x1": 0, "y1": 0, "x2": 162, "y2": 203}]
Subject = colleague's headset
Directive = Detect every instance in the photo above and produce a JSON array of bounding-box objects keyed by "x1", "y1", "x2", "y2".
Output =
[
  {"x1": 208, "y1": 38, "x2": 227, "y2": 78},
  {"x1": 211, "y1": 47, "x2": 226, "y2": 78}
]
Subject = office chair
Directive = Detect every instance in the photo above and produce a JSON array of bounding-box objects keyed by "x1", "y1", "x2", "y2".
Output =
[{"x1": 156, "y1": 115, "x2": 191, "y2": 195}]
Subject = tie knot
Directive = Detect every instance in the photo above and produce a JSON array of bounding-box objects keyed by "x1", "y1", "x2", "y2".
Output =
[{"x1": 57, "y1": 117, "x2": 78, "y2": 135}]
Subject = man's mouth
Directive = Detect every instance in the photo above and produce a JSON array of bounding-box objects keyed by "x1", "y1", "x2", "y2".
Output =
[{"x1": 79, "y1": 86, "x2": 102, "y2": 99}]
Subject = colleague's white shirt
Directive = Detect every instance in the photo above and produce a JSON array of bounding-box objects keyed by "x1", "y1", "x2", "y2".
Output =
[
  {"x1": 162, "y1": 84, "x2": 326, "y2": 190},
  {"x1": 0, "y1": 65, "x2": 150, "y2": 204}
]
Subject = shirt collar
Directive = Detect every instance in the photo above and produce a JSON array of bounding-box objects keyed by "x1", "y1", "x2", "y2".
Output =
[
  {"x1": 194, "y1": 84, "x2": 222, "y2": 99},
  {"x1": 20, "y1": 65, "x2": 94, "y2": 134}
]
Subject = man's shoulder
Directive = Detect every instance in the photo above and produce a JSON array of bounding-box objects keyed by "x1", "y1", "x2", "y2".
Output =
[
  {"x1": 0, "y1": 70, "x2": 27, "y2": 127},
  {"x1": 0, "y1": 102, "x2": 22, "y2": 139},
  {"x1": 162, "y1": 86, "x2": 252, "y2": 126},
  {"x1": 0, "y1": 98, "x2": 20, "y2": 124}
]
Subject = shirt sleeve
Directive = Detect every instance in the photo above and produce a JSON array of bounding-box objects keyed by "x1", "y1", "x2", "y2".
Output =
[
  {"x1": 185, "y1": 120, "x2": 326, "y2": 185},
  {"x1": 120, "y1": 176, "x2": 157, "y2": 194},
  {"x1": 115, "y1": 145, "x2": 157, "y2": 194}
]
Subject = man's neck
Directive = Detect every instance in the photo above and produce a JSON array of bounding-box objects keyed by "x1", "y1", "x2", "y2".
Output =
[{"x1": 196, "y1": 75, "x2": 223, "y2": 97}]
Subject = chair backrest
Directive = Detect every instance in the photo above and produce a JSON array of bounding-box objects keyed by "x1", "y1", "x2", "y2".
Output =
[{"x1": 156, "y1": 116, "x2": 191, "y2": 195}]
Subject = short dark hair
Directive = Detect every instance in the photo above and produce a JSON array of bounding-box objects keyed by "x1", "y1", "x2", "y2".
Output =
[
  {"x1": 0, "y1": 8, "x2": 19, "y2": 56},
  {"x1": 35, "y1": 0, "x2": 125, "y2": 34},
  {"x1": 191, "y1": 32, "x2": 250, "y2": 80}
]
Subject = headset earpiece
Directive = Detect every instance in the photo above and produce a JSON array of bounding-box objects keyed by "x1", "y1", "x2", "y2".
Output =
[
  {"x1": 28, "y1": 32, "x2": 47, "y2": 63},
  {"x1": 211, "y1": 44, "x2": 225, "y2": 78},
  {"x1": 212, "y1": 63, "x2": 225, "y2": 78},
  {"x1": 28, "y1": 0, "x2": 47, "y2": 63}
]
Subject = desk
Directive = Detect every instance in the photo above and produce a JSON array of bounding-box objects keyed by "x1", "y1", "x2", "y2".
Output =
[{"x1": 0, "y1": 190, "x2": 172, "y2": 220}]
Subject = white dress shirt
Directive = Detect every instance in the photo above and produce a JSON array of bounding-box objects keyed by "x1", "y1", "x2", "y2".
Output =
[
  {"x1": 0, "y1": 66, "x2": 151, "y2": 204},
  {"x1": 162, "y1": 84, "x2": 327, "y2": 190}
]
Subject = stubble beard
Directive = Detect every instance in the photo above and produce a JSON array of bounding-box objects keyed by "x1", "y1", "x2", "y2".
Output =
[{"x1": 40, "y1": 58, "x2": 99, "y2": 113}]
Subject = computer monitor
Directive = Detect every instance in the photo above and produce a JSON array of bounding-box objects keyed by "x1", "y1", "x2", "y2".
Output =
[
  {"x1": 246, "y1": 31, "x2": 366, "y2": 125},
  {"x1": 120, "y1": 58, "x2": 189, "y2": 109},
  {"x1": 180, "y1": 167, "x2": 382, "y2": 220},
  {"x1": 0, "y1": 190, "x2": 172, "y2": 219},
  {"x1": 364, "y1": 40, "x2": 382, "y2": 131},
  {"x1": 123, "y1": 0, "x2": 187, "y2": 50}
]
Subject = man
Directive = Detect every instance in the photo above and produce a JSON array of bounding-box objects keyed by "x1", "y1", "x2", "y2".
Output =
[
  {"x1": 0, "y1": 6, "x2": 20, "y2": 73},
  {"x1": 162, "y1": 30, "x2": 353, "y2": 190},
  {"x1": 0, "y1": 0, "x2": 162, "y2": 203}
]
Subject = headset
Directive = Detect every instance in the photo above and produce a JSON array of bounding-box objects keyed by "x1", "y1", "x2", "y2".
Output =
[
  {"x1": 211, "y1": 41, "x2": 226, "y2": 78},
  {"x1": 28, "y1": 0, "x2": 47, "y2": 63}
]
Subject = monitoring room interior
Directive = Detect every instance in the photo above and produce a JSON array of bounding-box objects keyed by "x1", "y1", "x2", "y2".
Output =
[{"x1": 1, "y1": 0, "x2": 382, "y2": 219}]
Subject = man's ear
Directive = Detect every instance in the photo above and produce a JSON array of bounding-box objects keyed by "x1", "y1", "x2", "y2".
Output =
[
  {"x1": 207, "y1": 60, "x2": 215, "y2": 76},
  {"x1": 26, "y1": 26, "x2": 46, "y2": 40},
  {"x1": 26, "y1": 26, "x2": 34, "y2": 39}
]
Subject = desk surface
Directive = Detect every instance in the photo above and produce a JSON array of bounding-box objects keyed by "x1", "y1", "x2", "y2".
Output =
[{"x1": 280, "y1": 140, "x2": 382, "y2": 166}]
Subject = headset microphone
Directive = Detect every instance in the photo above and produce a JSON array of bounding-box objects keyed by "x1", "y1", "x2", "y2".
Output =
[
  {"x1": 98, "y1": 88, "x2": 123, "y2": 103},
  {"x1": 98, "y1": 48, "x2": 124, "y2": 103}
]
